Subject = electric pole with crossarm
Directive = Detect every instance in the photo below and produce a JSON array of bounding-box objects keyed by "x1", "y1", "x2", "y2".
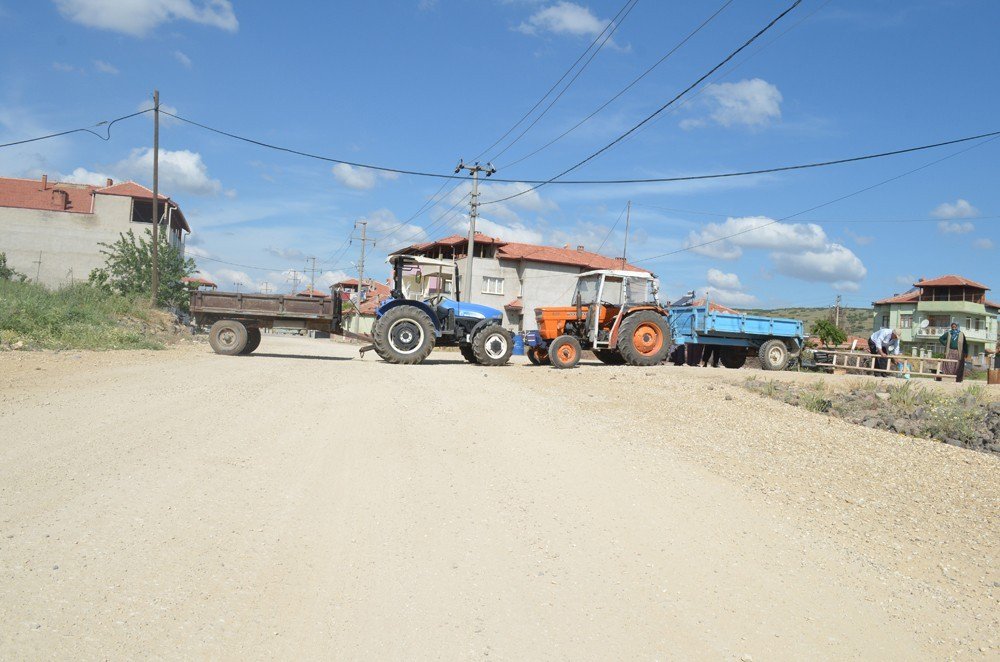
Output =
[{"x1": 455, "y1": 160, "x2": 496, "y2": 304}]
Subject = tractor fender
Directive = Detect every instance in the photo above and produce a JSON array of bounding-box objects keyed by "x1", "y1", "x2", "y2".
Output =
[
  {"x1": 467, "y1": 317, "x2": 503, "y2": 344},
  {"x1": 375, "y1": 299, "x2": 442, "y2": 336}
]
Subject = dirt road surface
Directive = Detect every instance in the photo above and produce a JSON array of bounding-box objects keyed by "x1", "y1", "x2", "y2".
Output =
[{"x1": 1, "y1": 336, "x2": 997, "y2": 660}]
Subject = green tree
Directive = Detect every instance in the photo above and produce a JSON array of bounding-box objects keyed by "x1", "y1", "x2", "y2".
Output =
[
  {"x1": 0, "y1": 252, "x2": 28, "y2": 282},
  {"x1": 89, "y1": 229, "x2": 195, "y2": 310},
  {"x1": 811, "y1": 319, "x2": 847, "y2": 347}
]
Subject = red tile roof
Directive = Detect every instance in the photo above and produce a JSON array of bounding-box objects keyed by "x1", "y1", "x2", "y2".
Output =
[
  {"x1": 505, "y1": 298, "x2": 523, "y2": 309},
  {"x1": 0, "y1": 176, "x2": 96, "y2": 214},
  {"x1": 96, "y1": 181, "x2": 170, "y2": 201},
  {"x1": 496, "y1": 242, "x2": 647, "y2": 272},
  {"x1": 914, "y1": 274, "x2": 988, "y2": 289},
  {"x1": 986, "y1": 300, "x2": 1000, "y2": 310},
  {"x1": 874, "y1": 289, "x2": 921, "y2": 305},
  {"x1": 295, "y1": 287, "x2": 330, "y2": 298},
  {"x1": 689, "y1": 298, "x2": 741, "y2": 314},
  {"x1": 181, "y1": 276, "x2": 217, "y2": 288}
]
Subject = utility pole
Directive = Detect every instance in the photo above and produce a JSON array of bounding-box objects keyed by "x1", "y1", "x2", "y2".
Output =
[
  {"x1": 260, "y1": 281, "x2": 273, "y2": 295},
  {"x1": 455, "y1": 160, "x2": 496, "y2": 303},
  {"x1": 351, "y1": 219, "x2": 376, "y2": 334},
  {"x1": 234, "y1": 282, "x2": 241, "y2": 293},
  {"x1": 33, "y1": 251, "x2": 42, "y2": 282},
  {"x1": 623, "y1": 200, "x2": 631, "y2": 264},
  {"x1": 834, "y1": 294, "x2": 842, "y2": 328},
  {"x1": 306, "y1": 256, "x2": 317, "y2": 291},
  {"x1": 151, "y1": 89, "x2": 160, "y2": 307},
  {"x1": 287, "y1": 270, "x2": 302, "y2": 294}
]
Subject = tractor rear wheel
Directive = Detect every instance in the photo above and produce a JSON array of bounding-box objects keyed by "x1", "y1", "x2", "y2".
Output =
[
  {"x1": 373, "y1": 305, "x2": 435, "y2": 364},
  {"x1": 240, "y1": 327, "x2": 262, "y2": 355},
  {"x1": 472, "y1": 325, "x2": 513, "y2": 366},
  {"x1": 549, "y1": 335, "x2": 581, "y2": 369},
  {"x1": 209, "y1": 320, "x2": 248, "y2": 356},
  {"x1": 719, "y1": 347, "x2": 746, "y2": 369},
  {"x1": 593, "y1": 348, "x2": 626, "y2": 365},
  {"x1": 617, "y1": 311, "x2": 669, "y2": 366},
  {"x1": 758, "y1": 339, "x2": 790, "y2": 371},
  {"x1": 460, "y1": 344, "x2": 478, "y2": 363}
]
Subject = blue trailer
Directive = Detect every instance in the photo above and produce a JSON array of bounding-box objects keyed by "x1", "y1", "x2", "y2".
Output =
[{"x1": 668, "y1": 305, "x2": 805, "y2": 370}]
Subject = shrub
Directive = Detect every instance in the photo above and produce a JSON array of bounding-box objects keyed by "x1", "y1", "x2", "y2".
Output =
[{"x1": 88, "y1": 229, "x2": 195, "y2": 311}]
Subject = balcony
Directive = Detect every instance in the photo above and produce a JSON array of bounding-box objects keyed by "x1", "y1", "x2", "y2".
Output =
[{"x1": 913, "y1": 326, "x2": 990, "y2": 341}]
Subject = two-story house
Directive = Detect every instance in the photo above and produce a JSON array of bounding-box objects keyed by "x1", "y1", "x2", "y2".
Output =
[
  {"x1": 872, "y1": 275, "x2": 1000, "y2": 365},
  {"x1": 0, "y1": 175, "x2": 190, "y2": 289}
]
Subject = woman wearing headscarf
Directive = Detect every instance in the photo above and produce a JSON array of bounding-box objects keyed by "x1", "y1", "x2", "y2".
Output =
[{"x1": 939, "y1": 322, "x2": 968, "y2": 382}]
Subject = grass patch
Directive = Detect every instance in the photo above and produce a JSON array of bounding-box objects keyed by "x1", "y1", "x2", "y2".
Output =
[{"x1": 0, "y1": 280, "x2": 171, "y2": 351}]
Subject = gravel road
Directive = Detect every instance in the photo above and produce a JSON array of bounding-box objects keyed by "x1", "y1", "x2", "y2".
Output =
[{"x1": 1, "y1": 335, "x2": 997, "y2": 660}]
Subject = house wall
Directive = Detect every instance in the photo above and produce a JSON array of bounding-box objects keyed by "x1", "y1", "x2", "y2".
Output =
[{"x1": 0, "y1": 194, "x2": 183, "y2": 289}]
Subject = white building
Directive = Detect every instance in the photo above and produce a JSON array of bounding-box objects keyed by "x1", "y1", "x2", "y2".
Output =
[
  {"x1": 0, "y1": 175, "x2": 190, "y2": 288},
  {"x1": 392, "y1": 233, "x2": 651, "y2": 331}
]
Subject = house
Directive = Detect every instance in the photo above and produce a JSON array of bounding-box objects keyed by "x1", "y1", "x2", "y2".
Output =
[
  {"x1": 392, "y1": 233, "x2": 650, "y2": 331},
  {"x1": 0, "y1": 175, "x2": 190, "y2": 289},
  {"x1": 181, "y1": 276, "x2": 217, "y2": 290},
  {"x1": 294, "y1": 287, "x2": 331, "y2": 298},
  {"x1": 338, "y1": 278, "x2": 392, "y2": 334},
  {"x1": 872, "y1": 275, "x2": 1000, "y2": 365}
]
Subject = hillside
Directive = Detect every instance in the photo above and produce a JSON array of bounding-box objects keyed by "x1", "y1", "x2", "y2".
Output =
[{"x1": 744, "y1": 307, "x2": 873, "y2": 337}]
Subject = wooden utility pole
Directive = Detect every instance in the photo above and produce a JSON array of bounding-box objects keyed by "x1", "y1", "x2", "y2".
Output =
[
  {"x1": 150, "y1": 89, "x2": 160, "y2": 306},
  {"x1": 623, "y1": 200, "x2": 631, "y2": 263}
]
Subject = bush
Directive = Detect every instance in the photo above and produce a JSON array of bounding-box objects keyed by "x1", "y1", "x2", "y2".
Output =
[
  {"x1": 0, "y1": 280, "x2": 166, "y2": 350},
  {"x1": 0, "y1": 252, "x2": 27, "y2": 282},
  {"x1": 811, "y1": 319, "x2": 847, "y2": 347},
  {"x1": 88, "y1": 229, "x2": 195, "y2": 311}
]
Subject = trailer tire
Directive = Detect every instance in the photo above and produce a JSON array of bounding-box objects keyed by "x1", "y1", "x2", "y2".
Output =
[
  {"x1": 593, "y1": 348, "x2": 626, "y2": 365},
  {"x1": 719, "y1": 347, "x2": 746, "y2": 369},
  {"x1": 472, "y1": 324, "x2": 513, "y2": 366},
  {"x1": 374, "y1": 305, "x2": 435, "y2": 364},
  {"x1": 240, "y1": 327, "x2": 262, "y2": 355},
  {"x1": 549, "y1": 335, "x2": 581, "y2": 369},
  {"x1": 617, "y1": 311, "x2": 670, "y2": 366},
  {"x1": 209, "y1": 320, "x2": 248, "y2": 356},
  {"x1": 460, "y1": 344, "x2": 478, "y2": 363},
  {"x1": 758, "y1": 339, "x2": 790, "y2": 371}
]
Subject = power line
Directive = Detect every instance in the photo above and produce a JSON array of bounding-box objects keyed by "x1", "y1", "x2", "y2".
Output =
[
  {"x1": 595, "y1": 202, "x2": 630, "y2": 254},
  {"x1": 0, "y1": 109, "x2": 151, "y2": 149},
  {"x1": 480, "y1": 0, "x2": 803, "y2": 205},
  {"x1": 631, "y1": 202, "x2": 1000, "y2": 224},
  {"x1": 502, "y1": 0, "x2": 734, "y2": 170}
]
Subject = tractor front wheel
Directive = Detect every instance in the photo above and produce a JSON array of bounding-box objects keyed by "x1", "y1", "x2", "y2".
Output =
[
  {"x1": 472, "y1": 325, "x2": 514, "y2": 366},
  {"x1": 617, "y1": 311, "x2": 669, "y2": 366},
  {"x1": 549, "y1": 335, "x2": 581, "y2": 369},
  {"x1": 373, "y1": 306, "x2": 435, "y2": 364}
]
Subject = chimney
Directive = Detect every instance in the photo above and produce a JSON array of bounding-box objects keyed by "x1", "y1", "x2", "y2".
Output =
[
  {"x1": 576, "y1": 245, "x2": 585, "y2": 252},
  {"x1": 41, "y1": 174, "x2": 47, "y2": 190},
  {"x1": 106, "y1": 178, "x2": 113, "y2": 187}
]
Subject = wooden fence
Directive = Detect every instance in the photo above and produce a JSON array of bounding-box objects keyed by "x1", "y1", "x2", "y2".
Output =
[{"x1": 814, "y1": 350, "x2": 958, "y2": 380}]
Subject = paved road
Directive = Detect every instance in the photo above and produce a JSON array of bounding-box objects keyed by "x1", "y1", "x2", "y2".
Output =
[{"x1": 1, "y1": 336, "x2": 997, "y2": 660}]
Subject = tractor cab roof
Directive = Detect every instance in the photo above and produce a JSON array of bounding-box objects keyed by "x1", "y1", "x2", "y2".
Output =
[
  {"x1": 388, "y1": 254, "x2": 457, "y2": 270},
  {"x1": 578, "y1": 269, "x2": 656, "y2": 280}
]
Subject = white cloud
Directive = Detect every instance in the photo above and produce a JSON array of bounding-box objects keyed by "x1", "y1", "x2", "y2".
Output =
[
  {"x1": 973, "y1": 238, "x2": 994, "y2": 250},
  {"x1": 462, "y1": 214, "x2": 545, "y2": 244},
  {"x1": 702, "y1": 287, "x2": 758, "y2": 307},
  {"x1": 174, "y1": 50, "x2": 192, "y2": 67},
  {"x1": 931, "y1": 198, "x2": 978, "y2": 219},
  {"x1": 937, "y1": 220, "x2": 974, "y2": 235},
  {"x1": 331, "y1": 163, "x2": 398, "y2": 191},
  {"x1": 680, "y1": 78, "x2": 782, "y2": 130},
  {"x1": 265, "y1": 246, "x2": 305, "y2": 260},
  {"x1": 184, "y1": 245, "x2": 212, "y2": 258},
  {"x1": 706, "y1": 268, "x2": 741, "y2": 291},
  {"x1": 59, "y1": 166, "x2": 113, "y2": 185},
  {"x1": 54, "y1": 0, "x2": 238, "y2": 37},
  {"x1": 517, "y1": 2, "x2": 607, "y2": 37},
  {"x1": 115, "y1": 147, "x2": 223, "y2": 196},
  {"x1": 93, "y1": 59, "x2": 119, "y2": 74},
  {"x1": 770, "y1": 243, "x2": 867, "y2": 287},
  {"x1": 52, "y1": 61, "x2": 81, "y2": 73},
  {"x1": 686, "y1": 216, "x2": 827, "y2": 260}
]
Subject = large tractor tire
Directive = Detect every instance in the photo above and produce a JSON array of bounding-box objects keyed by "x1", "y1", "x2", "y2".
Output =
[
  {"x1": 209, "y1": 320, "x2": 248, "y2": 356},
  {"x1": 527, "y1": 347, "x2": 549, "y2": 366},
  {"x1": 758, "y1": 339, "x2": 790, "y2": 371},
  {"x1": 549, "y1": 335, "x2": 582, "y2": 369},
  {"x1": 617, "y1": 311, "x2": 670, "y2": 366},
  {"x1": 719, "y1": 347, "x2": 746, "y2": 369},
  {"x1": 373, "y1": 305, "x2": 436, "y2": 364},
  {"x1": 240, "y1": 327, "x2": 262, "y2": 355},
  {"x1": 460, "y1": 344, "x2": 478, "y2": 364},
  {"x1": 593, "y1": 348, "x2": 626, "y2": 365},
  {"x1": 472, "y1": 324, "x2": 514, "y2": 366}
]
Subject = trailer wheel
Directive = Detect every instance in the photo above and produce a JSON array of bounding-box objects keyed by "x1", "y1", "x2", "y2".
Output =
[
  {"x1": 593, "y1": 348, "x2": 626, "y2": 365},
  {"x1": 472, "y1": 325, "x2": 513, "y2": 366},
  {"x1": 758, "y1": 339, "x2": 790, "y2": 371},
  {"x1": 460, "y1": 344, "x2": 478, "y2": 364},
  {"x1": 719, "y1": 347, "x2": 746, "y2": 369},
  {"x1": 209, "y1": 320, "x2": 248, "y2": 356},
  {"x1": 617, "y1": 311, "x2": 670, "y2": 366},
  {"x1": 374, "y1": 305, "x2": 435, "y2": 364},
  {"x1": 549, "y1": 335, "x2": 581, "y2": 369},
  {"x1": 240, "y1": 327, "x2": 262, "y2": 355}
]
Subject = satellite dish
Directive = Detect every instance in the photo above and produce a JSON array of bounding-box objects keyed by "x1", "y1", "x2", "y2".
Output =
[{"x1": 919, "y1": 319, "x2": 930, "y2": 329}]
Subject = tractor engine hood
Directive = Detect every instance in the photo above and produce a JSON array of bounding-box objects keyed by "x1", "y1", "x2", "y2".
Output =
[{"x1": 437, "y1": 298, "x2": 502, "y2": 320}]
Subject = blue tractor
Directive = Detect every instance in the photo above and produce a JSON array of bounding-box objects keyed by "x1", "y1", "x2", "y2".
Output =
[{"x1": 367, "y1": 255, "x2": 514, "y2": 366}]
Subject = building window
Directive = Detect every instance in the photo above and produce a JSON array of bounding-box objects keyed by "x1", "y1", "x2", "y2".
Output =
[
  {"x1": 881, "y1": 314, "x2": 889, "y2": 328},
  {"x1": 900, "y1": 314, "x2": 912, "y2": 329},
  {"x1": 482, "y1": 276, "x2": 504, "y2": 295},
  {"x1": 131, "y1": 200, "x2": 154, "y2": 223}
]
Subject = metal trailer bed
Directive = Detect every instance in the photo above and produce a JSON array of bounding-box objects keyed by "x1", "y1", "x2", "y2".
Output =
[{"x1": 668, "y1": 305, "x2": 805, "y2": 370}]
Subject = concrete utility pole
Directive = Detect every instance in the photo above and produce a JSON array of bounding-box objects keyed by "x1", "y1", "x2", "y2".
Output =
[
  {"x1": 351, "y1": 219, "x2": 375, "y2": 334},
  {"x1": 287, "y1": 270, "x2": 302, "y2": 294},
  {"x1": 260, "y1": 281, "x2": 273, "y2": 295},
  {"x1": 455, "y1": 160, "x2": 496, "y2": 303},
  {"x1": 834, "y1": 294, "x2": 842, "y2": 327},
  {"x1": 306, "y1": 256, "x2": 317, "y2": 291},
  {"x1": 151, "y1": 89, "x2": 160, "y2": 307},
  {"x1": 234, "y1": 282, "x2": 241, "y2": 293}
]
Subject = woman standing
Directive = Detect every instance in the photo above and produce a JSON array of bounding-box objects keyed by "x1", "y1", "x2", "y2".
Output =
[{"x1": 939, "y1": 322, "x2": 969, "y2": 382}]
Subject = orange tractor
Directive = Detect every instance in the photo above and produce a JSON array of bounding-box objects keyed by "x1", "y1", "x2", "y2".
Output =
[{"x1": 524, "y1": 269, "x2": 671, "y2": 369}]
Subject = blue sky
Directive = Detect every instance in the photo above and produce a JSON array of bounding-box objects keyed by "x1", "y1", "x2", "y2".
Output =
[{"x1": 1, "y1": 0, "x2": 997, "y2": 307}]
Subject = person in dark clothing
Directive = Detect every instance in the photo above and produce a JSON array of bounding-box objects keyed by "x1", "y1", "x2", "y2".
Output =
[
  {"x1": 939, "y1": 322, "x2": 969, "y2": 383},
  {"x1": 701, "y1": 344, "x2": 720, "y2": 368}
]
